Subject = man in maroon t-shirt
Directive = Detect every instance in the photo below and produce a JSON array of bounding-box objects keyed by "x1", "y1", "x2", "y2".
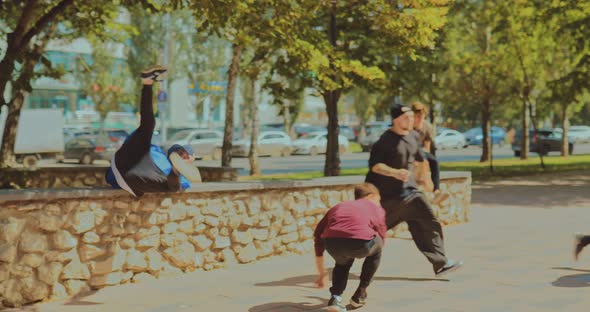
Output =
[{"x1": 314, "y1": 183, "x2": 387, "y2": 311}]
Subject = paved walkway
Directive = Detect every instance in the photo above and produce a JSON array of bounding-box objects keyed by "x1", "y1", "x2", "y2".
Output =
[{"x1": 9, "y1": 171, "x2": 590, "y2": 312}]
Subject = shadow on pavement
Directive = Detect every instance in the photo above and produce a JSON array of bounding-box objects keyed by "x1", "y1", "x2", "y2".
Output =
[
  {"x1": 472, "y1": 182, "x2": 590, "y2": 208},
  {"x1": 551, "y1": 273, "x2": 590, "y2": 288},
  {"x1": 254, "y1": 273, "x2": 329, "y2": 288},
  {"x1": 551, "y1": 267, "x2": 590, "y2": 288},
  {"x1": 248, "y1": 296, "x2": 327, "y2": 312},
  {"x1": 349, "y1": 273, "x2": 449, "y2": 282},
  {"x1": 63, "y1": 290, "x2": 101, "y2": 306}
]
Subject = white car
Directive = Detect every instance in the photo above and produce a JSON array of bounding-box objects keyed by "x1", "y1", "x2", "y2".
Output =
[
  {"x1": 292, "y1": 131, "x2": 350, "y2": 155},
  {"x1": 232, "y1": 130, "x2": 293, "y2": 157},
  {"x1": 567, "y1": 126, "x2": 590, "y2": 143},
  {"x1": 435, "y1": 129, "x2": 467, "y2": 149},
  {"x1": 162, "y1": 129, "x2": 224, "y2": 160}
]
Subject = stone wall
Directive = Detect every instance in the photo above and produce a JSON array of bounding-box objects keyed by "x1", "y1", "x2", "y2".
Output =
[
  {"x1": 0, "y1": 172, "x2": 471, "y2": 308},
  {"x1": 0, "y1": 166, "x2": 239, "y2": 189}
]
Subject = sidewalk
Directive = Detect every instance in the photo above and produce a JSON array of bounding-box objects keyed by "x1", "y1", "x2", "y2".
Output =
[{"x1": 9, "y1": 171, "x2": 590, "y2": 312}]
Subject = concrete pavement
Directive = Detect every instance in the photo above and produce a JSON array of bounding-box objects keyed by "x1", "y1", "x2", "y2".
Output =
[{"x1": 8, "y1": 171, "x2": 590, "y2": 312}]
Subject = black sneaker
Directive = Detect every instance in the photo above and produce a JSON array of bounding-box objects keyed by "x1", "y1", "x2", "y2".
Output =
[
  {"x1": 350, "y1": 287, "x2": 367, "y2": 308},
  {"x1": 141, "y1": 66, "x2": 167, "y2": 82},
  {"x1": 435, "y1": 259, "x2": 464, "y2": 277},
  {"x1": 327, "y1": 294, "x2": 347, "y2": 312},
  {"x1": 575, "y1": 234, "x2": 585, "y2": 261}
]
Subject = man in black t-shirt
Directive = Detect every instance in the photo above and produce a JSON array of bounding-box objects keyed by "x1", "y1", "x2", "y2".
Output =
[{"x1": 365, "y1": 104, "x2": 463, "y2": 277}]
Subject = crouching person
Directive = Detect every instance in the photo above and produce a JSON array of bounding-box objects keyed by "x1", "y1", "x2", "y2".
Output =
[{"x1": 314, "y1": 183, "x2": 387, "y2": 312}]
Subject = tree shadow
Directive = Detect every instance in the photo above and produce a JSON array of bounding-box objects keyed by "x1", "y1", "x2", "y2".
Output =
[
  {"x1": 248, "y1": 296, "x2": 327, "y2": 312},
  {"x1": 64, "y1": 290, "x2": 102, "y2": 306},
  {"x1": 349, "y1": 272, "x2": 449, "y2": 282},
  {"x1": 551, "y1": 267, "x2": 590, "y2": 273},
  {"x1": 472, "y1": 178, "x2": 590, "y2": 208}
]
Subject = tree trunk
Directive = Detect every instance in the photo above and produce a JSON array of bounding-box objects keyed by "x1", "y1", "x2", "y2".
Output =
[
  {"x1": 520, "y1": 94, "x2": 530, "y2": 159},
  {"x1": 480, "y1": 96, "x2": 491, "y2": 162},
  {"x1": 248, "y1": 77, "x2": 260, "y2": 176},
  {"x1": 323, "y1": 90, "x2": 341, "y2": 176},
  {"x1": 283, "y1": 100, "x2": 292, "y2": 137},
  {"x1": 322, "y1": 0, "x2": 341, "y2": 177},
  {"x1": 0, "y1": 92, "x2": 25, "y2": 168},
  {"x1": 221, "y1": 44, "x2": 242, "y2": 167},
  {"x1": 560, "y1": 104, "x2": 569, "y2": 157}
]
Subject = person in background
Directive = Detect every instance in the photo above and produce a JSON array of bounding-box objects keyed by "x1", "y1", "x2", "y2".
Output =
[{"x1": 411, "y1": 101, "x2": 448, "y2": 205}]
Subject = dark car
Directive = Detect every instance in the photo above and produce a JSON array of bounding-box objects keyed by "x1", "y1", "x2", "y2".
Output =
[
  {"x1": 463, "y1": 126, "x2": 506, "y2": 147},
  {"x1": 62, "y1": 134, "x2": 118, "y2": 164},
  {"x1": 512, "y1": 129, "x2": 573, "y2": 157}
]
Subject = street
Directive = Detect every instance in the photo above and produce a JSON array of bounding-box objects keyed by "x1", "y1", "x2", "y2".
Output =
[
  {"x1": 41, "y1": 143, "x2": 590, "y2": 176},
  {"x1": 194, "y1": 143, "x2": 590, "y2": 176}
]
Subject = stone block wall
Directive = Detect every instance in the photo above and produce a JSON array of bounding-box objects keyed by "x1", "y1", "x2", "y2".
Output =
[
  {"x1": 0, "y1": 166, "x2": 239, "y2": 189},
  {"x1": 0, "y1": 172, "x2": 470, "y2": 308}
]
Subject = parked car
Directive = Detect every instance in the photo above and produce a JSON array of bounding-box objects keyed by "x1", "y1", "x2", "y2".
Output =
[
  {"x1": 435, "y1": 129, "x2": 467, "y2": 149},
  {"x1": 232, "y1": 130, "x2": 292, "y2": 157},
  {"x1": 512, "y1": 129, "x2": 573, "y2": 157},
  {"x1": 554, "y1": 126, "x2": 590, "y2": 143},
  {"x1": 463, "y1": 126, "x2": 506, "y2": 147},
  {"x1": 163, "y1": 129, "x2": 224, "y2": 160},
  {"x1": 61, "y1": 134, "x2": 117, "y2": 164},
  {"x1": 292, "y1": 131, "x2": 350, "y2": 155},
  {"x1": 338, "y1": 125, "x2": 357, "y2": 142},
  {"x1": 293, "y1": 124, "x2": 326, "y2": 138},
  {"x1": 358, "y1": 121, "x2": 391, "y2": 152}
]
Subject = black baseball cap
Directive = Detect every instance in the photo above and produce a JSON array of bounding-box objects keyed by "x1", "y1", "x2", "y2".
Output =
[{"x1": 390, "y1": 104, "x2": 412, "y2": 120}]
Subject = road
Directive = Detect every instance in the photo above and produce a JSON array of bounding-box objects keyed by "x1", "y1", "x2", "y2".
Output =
[
  {"x1": 194, "y1": 143, "x2": 590, "y2": 176},
  {"x1": 41, "y1": 143, "x2": 590, "y2": 176}
]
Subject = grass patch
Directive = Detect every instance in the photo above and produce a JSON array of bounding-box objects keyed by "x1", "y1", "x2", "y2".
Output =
[
  {"x1": 440, "y1": 154, "x2": 590, "y2": 180},
  {"x1": 348, "y1": 142, "x2": 362, "y2": 153},
  {"x1": 239, "y1": 154, "x2": 590, "y2": 181}
]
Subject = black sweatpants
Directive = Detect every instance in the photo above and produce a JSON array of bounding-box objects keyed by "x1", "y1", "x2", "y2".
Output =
[
  {"x1": 381, "y1": 192, "x2": 447, "y2": 272},
  {"x1": 425, "y1": 151, "x2": 440, "y2": 191},
  {"x1": 324, "y1": 236, "x2": 383, "y2": 296},
  {"x1": 114, "y1": 85, "x2": 155, "y2": 174}
]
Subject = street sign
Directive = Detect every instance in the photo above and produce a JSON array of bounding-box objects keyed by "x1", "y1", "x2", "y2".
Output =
[{"x1": 157, "y1": 90, "x2": 168, "y2": 102}]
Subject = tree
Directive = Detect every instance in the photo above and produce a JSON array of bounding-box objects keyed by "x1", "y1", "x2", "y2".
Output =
[
  {"x1": 76, "y1": 36, "x2": 134, "y2": 130},
  {"x1": 274, "y1": 0, "x2": 450, "y2": 175},
  {"x1": 187, "y1": 1, "x2": 308, "y2": 167},
  {"x1": 0, "y1": 0, "x2": 165, "y2": 168},
  {"x1": 442, "y1": 0, "x2": 512, "y2": 163},
  {"x1": 543, "y1": 1, "x2": 590, "y2": 157}
]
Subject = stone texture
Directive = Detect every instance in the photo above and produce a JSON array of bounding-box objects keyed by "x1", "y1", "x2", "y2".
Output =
[
  {"x1": 63, "y1": 280, "x2": 90, "y2": 296},
  {"x1": 38, "y1": 262, "x2": 64, "y2": 285},
  {"x1": 51, "y1": 230, "x2": 78, "y2": 250},
  {"x1": 88, "y1": 250, "x2": 127, "y2": 276},
  {"x1": 90, "y1": 272, "x2": 124, "y2": 288},
  {"x1": 61, "y1": 257, "x2": 90, "y2": 280},
  {"x1": 0, "y1": 218, "x2": 25, "y2": 245},
  {"x1": 162, "y1": 243, "x2": 196, "y2": 269},
  {"x1": 21, "y1": 253, "x2": 44, "y2": 268},
  {"x1": 19, "y1": 230, "x2": 48, "y2": 253},
  {"x1": 83, "y1": 232, "x2": 101, "y2": 244},
  {"x1": 189, "y1": 235, "x2": 213, "y2": 251},
  {"x1": 79, "y1": 244, "x2": 108, "y2": 262},
  {"x1": 37, "y1": 214, "x2": 63, "y2": 232},
  {"x1": 125, "y1": 249, "x2": 148, "y2": 272},
  {"x1": 69, "y1": 210, "x2": 95, "y2": 233},
  {"x1": 146, "y1": 249, "x2": 164, "y2": 272},
  {"x1": 0, "y1": 244, "x2": 17, "y2": 263}
]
